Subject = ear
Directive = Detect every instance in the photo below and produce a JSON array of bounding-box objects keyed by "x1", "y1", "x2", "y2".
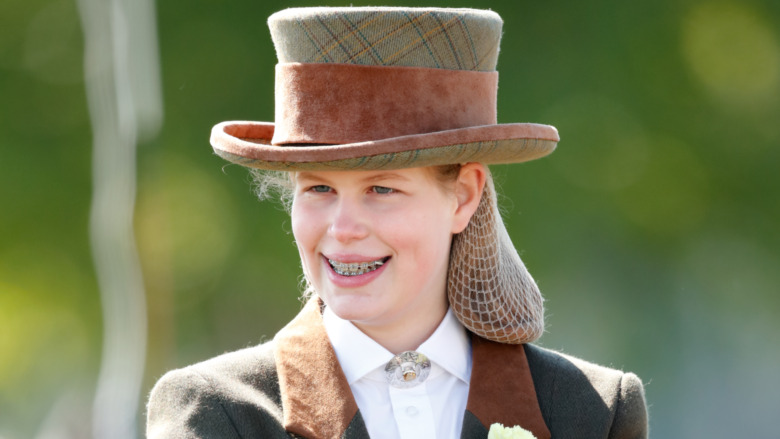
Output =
[{"x1": 451, "y1": 162, "x2": 487, "y2": 234}]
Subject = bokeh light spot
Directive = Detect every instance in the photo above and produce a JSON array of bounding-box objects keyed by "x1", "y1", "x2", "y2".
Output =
[
  {"x1": 0, "y1": 285, "x2": 89, "y2": 384},
  {"x1": 136, "y1": 154, "x2": 239, "y2": 295},
  {"x1": 681, "y1": 2, "x2": 780, "y2": 107}
]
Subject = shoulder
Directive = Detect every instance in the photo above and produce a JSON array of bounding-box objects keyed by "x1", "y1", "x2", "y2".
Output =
[
  {"x1": 524, "y1": 344, "x2": 648, "y2": 439},
  {"x1": 150, "y1": 341, "x2": 279, "y2": 404},
  {"x1": 147, "y1": 341, "x2": 287, "y2": 438}
]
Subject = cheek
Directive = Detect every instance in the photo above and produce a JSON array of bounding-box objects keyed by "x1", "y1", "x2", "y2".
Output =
[
  {"x1": 290, "y1": 203, "x2": 303, "y2": 244},
  {"x1": 391, "y1": 210, "x2": 453, "y2": 269},
  {"x1": 290, "y1": 202, "x2": 319, "y2": 260},
  {"x1": 291, "y1": 202, "x2": 328, "y2": 288}
]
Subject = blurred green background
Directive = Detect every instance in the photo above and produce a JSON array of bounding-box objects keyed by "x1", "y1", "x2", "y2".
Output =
[{"x1": 2, "y1": 0, "x2": 779, "y2": 437}]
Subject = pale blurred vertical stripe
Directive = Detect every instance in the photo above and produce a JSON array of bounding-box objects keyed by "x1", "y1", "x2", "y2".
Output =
[{"x1": 76, "y1": 0, "x2": 161, "y2": 437}]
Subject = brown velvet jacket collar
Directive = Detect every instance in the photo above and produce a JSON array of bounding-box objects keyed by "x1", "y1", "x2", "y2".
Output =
[{"x1": 274, "y1": 299, "x2": 550, "y2": 439}]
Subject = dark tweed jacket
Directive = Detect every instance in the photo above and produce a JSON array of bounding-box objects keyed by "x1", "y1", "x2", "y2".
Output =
[{"x1": 147, "y1": 300, "x2": 648, "y2": 439}]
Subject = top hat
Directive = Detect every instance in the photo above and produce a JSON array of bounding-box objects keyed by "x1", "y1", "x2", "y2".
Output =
[{"x1": 209, "y1": 7, "x2": 559, "y2": 170}]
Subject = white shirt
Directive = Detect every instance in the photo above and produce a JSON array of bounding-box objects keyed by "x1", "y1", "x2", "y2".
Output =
[{"x1": 323, "y1": 307, "x2": 472, "y2": 439}]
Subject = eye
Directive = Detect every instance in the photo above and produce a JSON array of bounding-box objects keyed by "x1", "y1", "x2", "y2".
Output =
[
  {"x1": 310, "y1": 185, "x2": 332, "y2": 193},
  {"x1": 372, "y1": 186, "x2": 395, "y2": 194}
]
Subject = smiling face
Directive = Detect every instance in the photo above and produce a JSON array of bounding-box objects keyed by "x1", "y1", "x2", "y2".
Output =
[{"x1": 290, "y1": 166, "x2": 483, "y2": 351}]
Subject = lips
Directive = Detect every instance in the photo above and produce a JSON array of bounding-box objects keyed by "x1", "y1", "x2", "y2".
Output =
[{"x1": 328, "y1": 256, "x2": 390, "y2": 276}]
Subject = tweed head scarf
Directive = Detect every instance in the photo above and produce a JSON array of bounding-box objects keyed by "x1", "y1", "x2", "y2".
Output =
[{"x1": 210, "y1": 7, "x2": 559, "y2": 344}]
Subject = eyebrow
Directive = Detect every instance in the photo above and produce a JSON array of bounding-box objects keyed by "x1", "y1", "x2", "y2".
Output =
[
  {"x1": 295, "y1": 172, "x2": 327, "y2": 183},
  {"x1": 360, "y1": 172, "x2": 410, "y2": 184},
  {"x1": 295, "y1": 171, "x2": 411, "y2": 185}
]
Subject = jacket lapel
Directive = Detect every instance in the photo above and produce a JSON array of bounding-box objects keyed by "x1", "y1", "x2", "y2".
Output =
[
  {"x1": 463, "y1": 335, "x2": 551, "y2": 439},
  {"x1": 274, "y1": 299, "x2": 549, "y2": 439},
  {"x1": 274, "y1": 298, "x2": 369, "y2": 439}
]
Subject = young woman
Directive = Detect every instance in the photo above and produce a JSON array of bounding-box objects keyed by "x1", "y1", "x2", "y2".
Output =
[{"x1": 147, "y1": 7, "x2": 648, "y2": 439}]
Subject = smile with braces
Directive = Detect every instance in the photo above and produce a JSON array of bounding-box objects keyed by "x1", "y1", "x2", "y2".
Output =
[{"x1": 328, "y1": 257, "x2": 389, "y2": 276}]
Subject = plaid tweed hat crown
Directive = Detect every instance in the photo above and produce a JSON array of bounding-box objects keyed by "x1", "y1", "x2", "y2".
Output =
[
  {"x1": 210, "y1": 6, "x2": 559, "y2": 170},
  {"x1": 211, "y1": 7, "x2": 555, "y2": 344}
]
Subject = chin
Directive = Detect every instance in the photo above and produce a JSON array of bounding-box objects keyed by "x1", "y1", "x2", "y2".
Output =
[{"x1": 321, "y1": 291, "x2": 387, "y2": 322}]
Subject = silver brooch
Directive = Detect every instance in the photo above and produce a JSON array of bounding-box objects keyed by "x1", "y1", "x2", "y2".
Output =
[{"x1": 385, "y1": 351, "x2": 431, "y2": 388}]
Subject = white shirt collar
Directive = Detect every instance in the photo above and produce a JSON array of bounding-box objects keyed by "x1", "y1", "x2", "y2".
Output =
[
  {"x1": 418, "y1": 308, "x2": 472, "y2": 384},
  {"x1": 322, "y1": 307, "x2": 392, "y2": 385},
  {"x1": 322, "y1": 307, "x2": 472, "y2": 385}
]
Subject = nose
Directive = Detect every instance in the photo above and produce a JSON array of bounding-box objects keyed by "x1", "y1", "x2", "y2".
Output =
[{"x1": 328, "y1": 197, "x2": 369, "y2": 243}]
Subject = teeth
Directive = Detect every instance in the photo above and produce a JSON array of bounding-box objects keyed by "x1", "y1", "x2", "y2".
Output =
[{"x1": 328, "y1": 258, "x2": 387, "y2": 276}]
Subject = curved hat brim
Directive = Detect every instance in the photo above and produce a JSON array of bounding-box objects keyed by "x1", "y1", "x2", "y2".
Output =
[{"x1": 211, "y1": 121, "x2": 559, "y2": 171}]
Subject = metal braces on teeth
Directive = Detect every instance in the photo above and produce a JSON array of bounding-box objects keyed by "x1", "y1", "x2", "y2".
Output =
[{"x1": 328, "y1": 258, "x2": 387, "y2": 276}]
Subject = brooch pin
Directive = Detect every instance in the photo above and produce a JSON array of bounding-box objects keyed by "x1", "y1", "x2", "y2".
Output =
[{"x1": 385, "y1": 351, "x2": 431, "y2": 388}]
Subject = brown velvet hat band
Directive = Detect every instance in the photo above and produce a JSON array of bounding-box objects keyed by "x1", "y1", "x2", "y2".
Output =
[{"x1": 272, "y1": 63, "x2": 498, "y2": 145}]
